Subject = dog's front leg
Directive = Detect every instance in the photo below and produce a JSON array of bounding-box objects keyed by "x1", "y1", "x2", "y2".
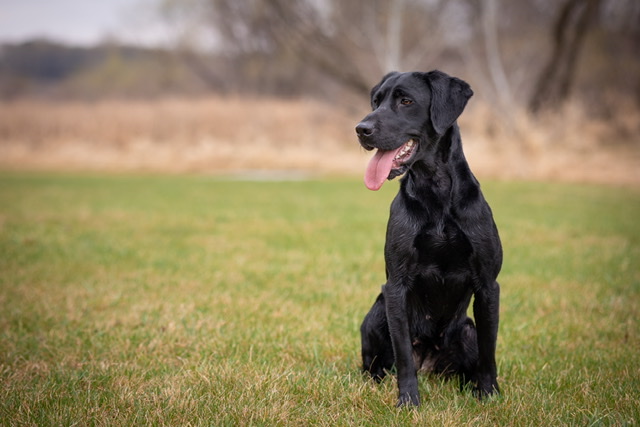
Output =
[
  {"x1": 383, "y1": 283, "x2": 420, "y2": 407},
  {"x1": 473, "y1": 280, "x2": 500, "y2": 397}
]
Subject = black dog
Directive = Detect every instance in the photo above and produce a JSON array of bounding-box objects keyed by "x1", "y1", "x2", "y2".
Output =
[{"x1": 356, "y1": 70, "x2": 502, "y2": 407}]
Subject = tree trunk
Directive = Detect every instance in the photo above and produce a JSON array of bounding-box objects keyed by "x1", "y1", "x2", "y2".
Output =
[
  {"x1": 529, "y1": 0, "x2": 600, "y2": 113},
  {"x1": 481, "y1": 0, "x2": 513, "y2": 112},
  {"x1": 383, "y1": 0, "x2": 405, "y2": 72}
]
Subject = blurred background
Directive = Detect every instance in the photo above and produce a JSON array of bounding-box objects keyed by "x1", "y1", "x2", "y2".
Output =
[{"x1": 1, "y1": 0, "x2": 638, "y2": 184}]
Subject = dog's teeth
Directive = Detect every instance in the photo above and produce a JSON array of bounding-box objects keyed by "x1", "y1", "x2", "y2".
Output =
[{"x1": 394, "y1": 141, "x2": 415, "y2": 161}]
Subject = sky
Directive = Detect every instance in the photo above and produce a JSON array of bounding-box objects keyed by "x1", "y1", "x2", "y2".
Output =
[{"x1": 0, "y1": 0, "x2": 171, "y2": 46}]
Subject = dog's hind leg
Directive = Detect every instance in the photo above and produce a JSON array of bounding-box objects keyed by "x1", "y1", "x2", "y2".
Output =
[
  {"x1": 360, "y1": 292, "x2": 394, "y2": 381},
  {"x1": 428, "y1": 317, "x2": 479, "y2": 392},
  {"x1": 454, "y1": 318, "x2": 480, "y2": 392}
]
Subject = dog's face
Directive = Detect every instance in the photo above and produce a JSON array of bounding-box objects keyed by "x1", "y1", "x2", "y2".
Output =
[{"x1": 356, "y1": 71, "x2": 473, "y2": 190}]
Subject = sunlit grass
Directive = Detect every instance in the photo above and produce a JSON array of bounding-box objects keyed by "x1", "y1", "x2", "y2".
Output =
[{"x1": 1, "y1": 172, "x2": 638, "y2": 425}]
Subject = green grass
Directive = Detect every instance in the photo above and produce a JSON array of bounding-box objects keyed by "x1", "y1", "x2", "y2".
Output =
[{"x1": 1, "y1": 171, "x2": 639, "y2": 426}]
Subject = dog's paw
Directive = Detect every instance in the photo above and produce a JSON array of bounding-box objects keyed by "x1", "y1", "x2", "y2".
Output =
[
  {"x1": 396, "y1": 390, "x2": 420, "y2": 408},
  {"x1": 362, "y1": 366, "x2": 388, "y2": 383},
  {"x1": 473, "y1": 378, "x2": 500, "y2": 400}
]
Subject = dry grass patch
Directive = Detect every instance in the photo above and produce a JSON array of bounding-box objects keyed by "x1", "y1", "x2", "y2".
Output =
[{"x1": 1, "y1": 97, "x2": 638, "y2": 184}]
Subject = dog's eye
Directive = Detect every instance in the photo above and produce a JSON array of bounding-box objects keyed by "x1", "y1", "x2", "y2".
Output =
[{"x1": 400, "y1": 99, "x2": 413, "y2": 106}]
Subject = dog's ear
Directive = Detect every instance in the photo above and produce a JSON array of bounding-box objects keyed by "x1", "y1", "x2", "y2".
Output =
[
  {"x1": 424, "y1": 70, "x2": 473, "y2": 135},
  {"x1": 370, "y1": 71, "x2": 399, "y2": 108}
]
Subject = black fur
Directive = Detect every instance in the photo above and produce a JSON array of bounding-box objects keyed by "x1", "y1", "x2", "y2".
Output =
[{"x1": 356, "y1": 71, "x2": 502, "y2": 407}]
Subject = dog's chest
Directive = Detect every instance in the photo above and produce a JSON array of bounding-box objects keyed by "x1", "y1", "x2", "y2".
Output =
[
  {"x1": 385, "y1": 210, "x2": 475, "y2": 291},
  {"x1": 414, "y1": 218, "x2": 473, "y2": 271}
]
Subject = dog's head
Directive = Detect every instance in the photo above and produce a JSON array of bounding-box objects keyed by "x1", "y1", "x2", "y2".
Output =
[{"x1": 356, "y1": 71, "x2": 473, "y2": 190}]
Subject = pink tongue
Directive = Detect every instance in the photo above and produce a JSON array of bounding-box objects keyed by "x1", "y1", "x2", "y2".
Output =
[{"x1": 364, "y1": 147, "x2": 402, "y2": 191}]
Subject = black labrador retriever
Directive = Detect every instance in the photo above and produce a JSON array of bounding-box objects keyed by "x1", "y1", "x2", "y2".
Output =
[{"x1": 356, "y1": 70, "x2": 502, "y2": 407}]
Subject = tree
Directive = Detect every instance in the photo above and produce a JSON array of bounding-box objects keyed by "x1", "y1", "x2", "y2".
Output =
[
  {"x1": 480, "y1": 0, "x2": 513, "y2": 112},
  {"x1": 158, "y1": 0, "x2": 640, "y2": 117},
  {"x1": 528, "y1": 0, "x2": 601, "y2": 113},
  {"x1": 159, "y1": 0, "x2": 462, "y2": 96}
]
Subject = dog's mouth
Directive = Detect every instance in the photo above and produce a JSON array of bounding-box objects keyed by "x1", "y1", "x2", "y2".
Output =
[{"x1": 364, "y1": 139, "x2": 418, "y2": 191}]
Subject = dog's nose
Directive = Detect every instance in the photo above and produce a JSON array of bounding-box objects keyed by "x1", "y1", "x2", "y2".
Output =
[{"x1": 355, "y1": 122, "x2": 374, "y2": 138}]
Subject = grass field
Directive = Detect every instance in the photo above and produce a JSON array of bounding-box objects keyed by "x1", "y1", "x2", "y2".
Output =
[{"x1": 1, "y1": 172, "x2": 639, "y2": 425}]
